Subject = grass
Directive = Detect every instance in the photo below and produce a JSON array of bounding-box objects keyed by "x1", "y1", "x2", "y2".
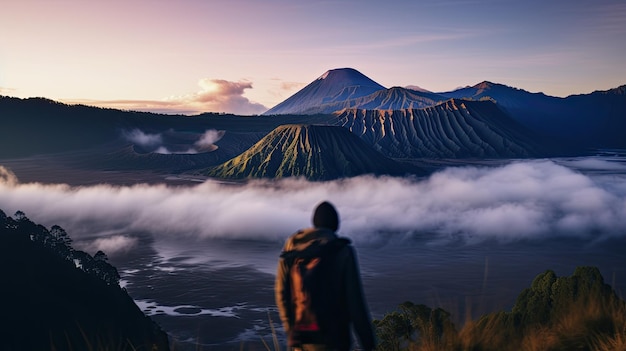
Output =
[
  {"x1": 469, "y1": 298, "x2": 624, "y2": 351},
  {"x1": 48, "y1": 325, "x2": 141, "y2": 351},
  {"x1": 45, "y1": 289, "x2": 625, "y2": 351},
  {"x1": 375, "y1": 297, "x2": 626, "y2": 351},
  {"x1": 260, "y1": 312, "x2": 281, "y2": 351},
  {"x1": 375, "y1": 267, "x2": 626, "y2": 351}
]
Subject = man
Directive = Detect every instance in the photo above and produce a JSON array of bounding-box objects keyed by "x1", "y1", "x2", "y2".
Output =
[{"x1": 275, "y1": 201, "x2": 376, "y2": 351}]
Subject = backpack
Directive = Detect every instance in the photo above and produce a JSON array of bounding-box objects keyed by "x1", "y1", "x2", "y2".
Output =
[{"x1": 280, "y1": 237, "x2": 351, "y2": 344}]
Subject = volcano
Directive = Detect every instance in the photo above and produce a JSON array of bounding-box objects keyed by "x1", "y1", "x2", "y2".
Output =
[
  {"x1": 263, "y1": 68, "x2": 385, "y2": 115},
  {"x1": 201, "y1": 124, "x2": 416, "y2": 180}
]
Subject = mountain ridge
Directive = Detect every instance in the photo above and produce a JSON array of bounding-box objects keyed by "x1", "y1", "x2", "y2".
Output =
[
  {"x1": 263, "y1": 68, "x2": 626, "y2": 149},
  {"x1": 329, "y1": 99, "x2": 551, "y2": 158},
  {"x1": 297, "y1": 86, "x2": 449, "y2": 114},
  {"x1": 439, "y1": 81, "x2": 626, "y2": 147}
]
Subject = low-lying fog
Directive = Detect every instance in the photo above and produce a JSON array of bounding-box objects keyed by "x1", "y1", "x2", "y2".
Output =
[
  {"x1": 1, "y1": 157, "x2": 625, "y2": 348},
  {"x1": 1, "y1": 159, "x2": 626, "y2": 250}
]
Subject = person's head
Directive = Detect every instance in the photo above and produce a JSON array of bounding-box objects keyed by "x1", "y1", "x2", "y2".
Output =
[{"x1": 312, "y1": 201, "x2": 339, "y2": 231}]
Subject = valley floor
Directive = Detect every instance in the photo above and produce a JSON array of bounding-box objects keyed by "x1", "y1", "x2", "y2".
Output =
[{"x1": 0, "y1": 154, "x2": 204, "y2": 186}]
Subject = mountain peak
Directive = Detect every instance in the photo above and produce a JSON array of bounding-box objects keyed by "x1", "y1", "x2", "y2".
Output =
[
  {"x1": 599, "y1": 85, "x2": 626, "y2": 95},
  {"x1": 263, "y1": 68, "x2": 385, "y2": 115},
  {"x1": 316, "y1": 67, "x2": 372, "y2": 82},
  {"x1": 405, "y1": 85, "x2": 432, "y2": 93},
  {"x1": 475, "y1": 81, "x2": 497, "y2": 90}
]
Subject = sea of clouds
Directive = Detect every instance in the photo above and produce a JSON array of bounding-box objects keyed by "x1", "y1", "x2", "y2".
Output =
[{"x1": 1, "y1": 159, "x2": 626, "y2": 255}]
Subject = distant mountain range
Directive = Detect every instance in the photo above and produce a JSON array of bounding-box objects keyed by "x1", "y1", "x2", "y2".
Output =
[
  {"x1": 1, "y1": 68, "x2": 624, "y2": 181},
  {"x1": 441, "y1": 81, "x2": 626, "y2": 147},
  {"x1": 264, "y1": 68, "x2": 626, "y2": 150}
]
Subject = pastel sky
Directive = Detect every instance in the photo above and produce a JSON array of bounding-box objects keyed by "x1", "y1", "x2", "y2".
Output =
[{"x1": 1, "y1": 0, "x2": 625, "y2": 115}]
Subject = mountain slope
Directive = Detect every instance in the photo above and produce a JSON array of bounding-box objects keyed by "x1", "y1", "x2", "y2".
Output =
[
  {"x1": 201, "y1": 124, "x2": 416, "y2": 180},
  {"x1": 299, "y1": 86, "x2": 449, "y2": 114},
  {"x1": 263, "y1": 68, "x2": 386, "y2": 115},
  {"x1": 352, "y1": 87, "x2": 447, "y2": 110},
  {"x1": 330, "y1": 99, "x2": 549, "y2": 158},
  {"x1": 440, "y1": 82, "x2": 626, "y2": 148},
  {"x1": 0, "y1": 209, "x2": 169, "y2": 350},
  {"x1": 440, "y1": 81, "x2": 568, "y2": 132},
  {"x1": 563, "y1": 85, "x2": 626, "y2": 148}
]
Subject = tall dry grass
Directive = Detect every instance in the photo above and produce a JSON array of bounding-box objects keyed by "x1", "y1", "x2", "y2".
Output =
[
  {"x1": 518, "y1": 295, "x2": 625, "y2": 351},
  {"x1": 396, "y1": 294, "x2": 626, "y2": 351}
]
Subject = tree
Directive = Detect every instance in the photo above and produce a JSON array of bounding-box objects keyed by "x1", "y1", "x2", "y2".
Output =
[
  {"x1": 93, "y1": 250, "x2": 120, "y2": 286},
  {"x1": 50, "y1": 225, "x2": 72, "y2": 246},
  {"x1": 14, "y1": 210, "x2": 26, "y2": 221},
  {"x1": 94, "y1": 250, "x2": 108, "y2": 262},
  {"x1": 374, "y1": 301, "x2": 457, "y2": 350}
]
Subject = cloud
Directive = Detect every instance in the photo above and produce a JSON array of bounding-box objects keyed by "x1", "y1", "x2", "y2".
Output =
[
  {"x1": 166, "y1": 79, "x2": 267, "y2": 115},
  {"x1": 77, "y1": 235, "x2": 139, "y2": 257},
  {"x1": 582, "y1": 2, "x2": 626, "y2": 36},
  {"x1": 64, "y1": 79, "x2": 268, "y2": 116},
  {"x1": 122, "y1": 128, "x2": 224, "y2": 154},
  {"x1": 278, "y1": 81, "x2": 306, "y2": 91},
  {"x1": 195, "y1": 129, "x2": 225, "y2": 148},
  {"x1": 122, "y1": 129, "x2": 162, "y2": 147},
  {"x1": 153, "y1": 146, "x2": 197, "y2": 155},
  {"x1": 555, "y1": 157, "x2": 626, "y2": 171},
  {"x1": 267, "y1": 78, "x2": 306, "y2": 101},
  {"x1": 0, "y1": 166, "x2": 18, "y2": 187},
  {"x1": 0, "y1": 87, "x2": 16, "y2": 95},
  {"x1": 0, "y1": 161, "x2": 625, "y2": 249}
]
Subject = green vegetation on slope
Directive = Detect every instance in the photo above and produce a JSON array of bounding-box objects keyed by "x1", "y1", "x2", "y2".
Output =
[
  {"x1": 203, "y1": 124, "x2": 417, "y2": 180},
  {"x1": 374, "y1": 267, "x2": 626, "y2": 351}
]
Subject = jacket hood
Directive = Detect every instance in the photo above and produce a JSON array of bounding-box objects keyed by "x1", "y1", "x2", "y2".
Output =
[
  {"x1": 280, "y1": 227, "x2": 351, "y2": 262},
  {"x1": 282, "y1": 227, "x2": 344, "y2": 253},
  {"x1": 312, "y1": 201, "x2": 339, "y2": 231}
]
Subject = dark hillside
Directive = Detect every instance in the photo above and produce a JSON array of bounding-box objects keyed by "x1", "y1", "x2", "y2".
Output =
[
  {"x1": 0, "y1": 97, "x2": 125, "y2": 157},
  {"x1": 441, "y1": 82, "x2": 626, "y2": 149},
  {"x1": 0, "y1": 96, "x2": 336, "y2": 173},
  {"x1": 0, "y1": 209, "x2": 169, "y2": 350}
]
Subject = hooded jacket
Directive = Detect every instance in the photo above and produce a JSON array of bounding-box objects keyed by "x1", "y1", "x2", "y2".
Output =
[{"x1": 275, "y1": 227, "x2": 375, "y2": 351}]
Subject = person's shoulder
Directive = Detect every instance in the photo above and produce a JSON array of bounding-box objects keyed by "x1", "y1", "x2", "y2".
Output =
[
  {"x1": 330, "y1": 236, "x2": 354, "y2": 259},
  {"x1": 331, "y1": 236, "x2": 352, "y2": 251},
  {"x1": 283, "y1": 228, "x2": 310, "y2": 251}
]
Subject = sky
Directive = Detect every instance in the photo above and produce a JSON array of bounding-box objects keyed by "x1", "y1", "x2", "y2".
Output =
[{"x1": 1, "y1": 0, "x2": 625, "y2": 115}]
